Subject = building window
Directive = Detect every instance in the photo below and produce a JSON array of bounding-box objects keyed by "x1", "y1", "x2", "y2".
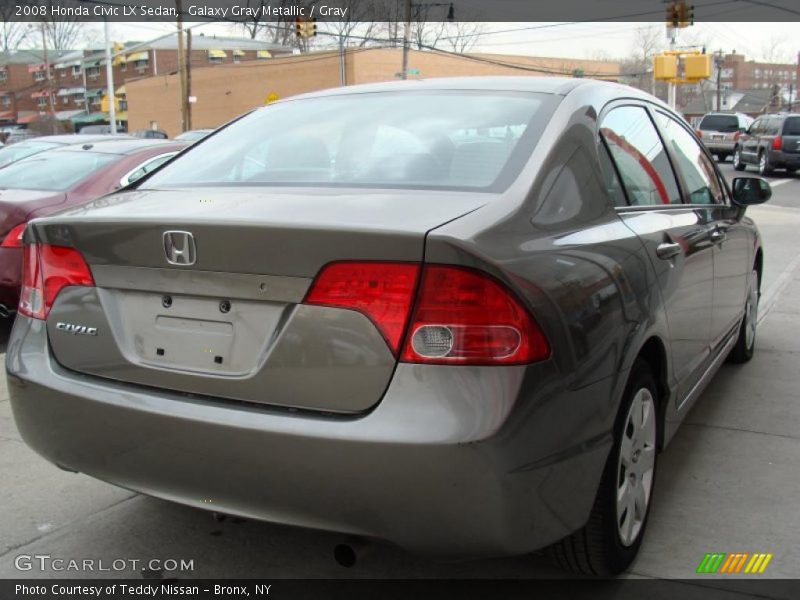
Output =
[
  {"x1": 34, "y1": 70, "x2": 46, "y2": 82},
  {"x1": 134, "y1": 59, "x2": 148, "y2": 70},
  {"x1": 37, "y1": 96, "x2": 48, "y2": 107},
  {"x1": 0, "y1": 70, "x2": 6, "y2": 82},
  {"x1": 233, "y1": 54, "x2": 241, "y2": 64},
  {"x1": 121, "y1": 62, "x2": 126, "y2": 71},
  {"x1": 119, "y1": 99, "x2": 128, "y2": 111},
  {"x1": 87, "y1": 66, "x2": 100, "y2": 78},
  {"x1": 72, "y1": 65, "x2": 81, "y2": 76},
  {"x1": 74, "y1": 95, "x2": 85, "y2": 104},
  {"x1": 209, "y1": 55, "x2": 223, "y2": 64},
  {"x1": 59, "y1": 69, "x2": 67, "y2": 78},
  {"x1": 62, "y1": 96, "x2": 69, "y2": 104},
  {"x1": 1, "y1": 96, "x2": 10, "y2": 107}
]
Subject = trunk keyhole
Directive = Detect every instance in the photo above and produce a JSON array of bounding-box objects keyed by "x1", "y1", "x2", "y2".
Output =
[
  {"x1": 162, "y1": 295, "x2": 172, "y2": 308},
  {"x1": 219, "y1": 300, "x2": 231, "y2": 314}
]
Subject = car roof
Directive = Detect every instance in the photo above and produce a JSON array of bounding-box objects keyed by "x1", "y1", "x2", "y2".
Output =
[
  {"x1": 16, "y1": 134, "x2": 133, "y2": 145},
  {"x1": 281, "y1": 76, "x2": 595, "y2": 101},
  {"x1": 52, "y1": 139, "x2": 186, "y2": 156}
]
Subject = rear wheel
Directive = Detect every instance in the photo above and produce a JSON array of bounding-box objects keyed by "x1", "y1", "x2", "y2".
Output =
[
  {"x1": 729, "y1": 269, "x2": 759, "y2": 364},
  {"x1": 547, "y1": 359, "x2": 658, "y2": 576},
  {"x1": 732, "y1": 148, "x2": 746, "y2": 171},
  {"x1": 758, "y1": 151, "x2": 773, "y2": 176}
]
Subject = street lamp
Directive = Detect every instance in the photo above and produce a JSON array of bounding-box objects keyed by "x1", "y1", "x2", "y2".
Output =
[{"x1": 400, "y1": 1, "x2": 455, "y2": 80}]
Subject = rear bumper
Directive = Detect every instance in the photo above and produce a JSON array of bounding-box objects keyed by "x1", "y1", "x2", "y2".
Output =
[
  {"x1": 0, "y1": 246, "x2": 22, "y2": 312},
  {"x1": 768, "y1": 150, "x2": 800, "y2": 169},
  {"x1": 7, "y1": 316, "x2": 613, "y2": 558},
  {"x1": 704, "y1": 140, "x2": 735, "y2": 153}
]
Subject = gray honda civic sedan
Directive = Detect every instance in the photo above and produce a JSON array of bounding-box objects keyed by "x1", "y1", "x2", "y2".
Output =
[{"x1": 6, "y1": 77, "x2": 771, "y2": 575}]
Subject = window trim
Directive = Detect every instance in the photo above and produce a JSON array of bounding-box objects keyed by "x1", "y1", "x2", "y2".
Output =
[
  {"x1": 650, "y1": 108, "x2": 730, "y2": 208},
  {"x1": 597, "y1": 100, "x2": 685, "y2": 210}
]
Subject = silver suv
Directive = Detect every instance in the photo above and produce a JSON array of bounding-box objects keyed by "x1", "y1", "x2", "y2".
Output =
[{"x1": 697, "y1": 112, "x2": 753, "y2": 162}]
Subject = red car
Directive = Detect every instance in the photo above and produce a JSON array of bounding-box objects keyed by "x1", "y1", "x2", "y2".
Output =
[{"x1": 0, "y1": 139, "x2": 185, "y2": 315}]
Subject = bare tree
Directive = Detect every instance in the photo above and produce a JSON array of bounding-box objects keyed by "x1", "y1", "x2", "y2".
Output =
[
  {"x1": 620, "y1": 25, "x2": 664, "y2": 96},
  {"x1": 323, "y1": 0, "x2": 381, "y2": 49},
  {"x1": 0, "y1": 4, "x2": 29, "y2": 52},
  {"x1": 442, "y1": 21, "x2": 485, "y2": 53}
]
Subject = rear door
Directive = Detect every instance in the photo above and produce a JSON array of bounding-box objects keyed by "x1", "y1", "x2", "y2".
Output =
[
  {"x1": 741, "y1": 117, "x2": 763, "y2": 162},
  {"x1": 653, "y1": 110, "x2": 751, "y2": 349},
  {"x1": 600, "y1": 104, "x2": 715, "y2": 401}
]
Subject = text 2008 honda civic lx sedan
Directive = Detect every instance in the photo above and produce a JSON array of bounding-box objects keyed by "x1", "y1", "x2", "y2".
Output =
[{"x1": 6, "y1": 77, "x2": 772, "y2": 575}]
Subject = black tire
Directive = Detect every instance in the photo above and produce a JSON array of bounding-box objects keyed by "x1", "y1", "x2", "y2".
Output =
[
  {"x1": 758, "y1": 150, "x2": 773, "y2": 176},
  {"x1": 728, "y1": 269, "x2": 759, "y2": 364},
  {"x1": 547, "y1": 359, "x2": 659, "y2": 576},
  {"x1": 732, "y1": 148, "x2": 746, "y2": 171}
]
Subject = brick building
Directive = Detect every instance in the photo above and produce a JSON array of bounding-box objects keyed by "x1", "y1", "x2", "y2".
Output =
[
  {"x1": 0, "y1": 34, "x2": 291, "y2": 131},
  {"x1": 719, "y1": 52, "x2": 799, "y2": 102},
  {"x1": 126, "y1": 47, "x2": 621, "y2": 137}
]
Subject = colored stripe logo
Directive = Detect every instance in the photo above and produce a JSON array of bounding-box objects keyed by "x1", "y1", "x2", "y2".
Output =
[{"x1": 697, "y1": 552, "x2": 773, "y2": 574}]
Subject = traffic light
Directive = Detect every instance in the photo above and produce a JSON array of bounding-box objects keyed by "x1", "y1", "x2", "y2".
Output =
[
  {"x1": 294, "y1": 18, "x2": 317, "y2": 39},
  {"x1": 679, "y1": 2, "x2": 695, "y2": 27},
  {"x1": 666, "y1": 2, "x2": 680, "y2": 28},
  {"x1": 685, "y1": 54, "x2": 712, "y2": 80},
  {"x1": 654, "y1": 54, "x2": 678, "y2": 81}
]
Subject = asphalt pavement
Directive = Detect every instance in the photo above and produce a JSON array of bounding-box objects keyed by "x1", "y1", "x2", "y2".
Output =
[{"x1": 0, "y1": 166, "x2": 799, "y2": 588}]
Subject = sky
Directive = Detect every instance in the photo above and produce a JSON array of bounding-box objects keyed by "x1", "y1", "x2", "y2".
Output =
[{"x1": 87, "y1": 21, "x2": 800, "y2": 64}]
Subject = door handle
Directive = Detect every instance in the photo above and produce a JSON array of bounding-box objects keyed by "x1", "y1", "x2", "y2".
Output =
[
  {"x1": 710, "y1": 229, "x2": 727, "y2": 245},
  {"x1": 656, "y1": 242, "x2": 682, "y2": 260}
]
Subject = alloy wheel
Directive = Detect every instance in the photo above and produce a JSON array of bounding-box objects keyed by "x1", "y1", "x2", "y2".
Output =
[
  {"x1": 745, "y1": 271, "x2": 758, "y2": 350},
  {"x1": 616, "y1": 388, "x2": 657, "y2": 547}
]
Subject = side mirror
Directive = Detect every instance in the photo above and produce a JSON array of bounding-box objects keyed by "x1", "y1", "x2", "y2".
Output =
[{"x1": 732, "y1": 177, "x2": 771, "y2": 206}]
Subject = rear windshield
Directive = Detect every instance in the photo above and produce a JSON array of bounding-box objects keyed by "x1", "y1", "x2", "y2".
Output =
[
  {"x1": 783, "y1": 117, "x2": 800, "y2": 136},
  {"x1": 0, "y1": 150, "x2": 117, "y2": 191},
  {"x1": 699, "y1": 115, "x2": 739, "y2": 132},
  {"x1": 0, "y1": 141, "x2": 61, "y2": 168},
  {"x1": 144, "y1": 91, "x2": 558, "y2": 192}
]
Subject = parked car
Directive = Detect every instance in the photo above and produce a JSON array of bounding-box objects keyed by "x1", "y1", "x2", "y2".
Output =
[
  {"x1": 174, "y1": 129, "x2": 214, "y2": 143},
  {"x1": 0, "y1": 139, "x2": 184, "y2": 314},
  {"x1": 733, "y1": 112, "x2": 800, "y2": 175},
  {"x1": 0, "y1": 134, "x2": 133, "y2": 169},
  {"x1": 696, "y1": 112, "x2": 752, "y2": 162},
  {"x1": 132, "y1": 128, "x2": 168, "y2": 140},
  {"x1": 4, "y1": 129, "x2": 38, "y2": 145},
  {"x1": 6, "y1": 78, "x2": 770, "y2": 576}
]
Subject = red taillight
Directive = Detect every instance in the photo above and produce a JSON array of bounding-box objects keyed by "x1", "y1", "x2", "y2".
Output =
[
  {"x1": 1, "y1": 222, "x2": 27, "y2": 248},
  {"x1": 772, "y1": 136, "x2": 782, "y2": 150},
  {"x1": 304, "y1": 261, "x2": 420, "y2": 355},
  {"x1": 400, "y1": 265, "x2": 550, "y2": 365},
  {"x1": 695, "y1": 130, "x2": 703, "y2": 139},
  {"x1": 19, "y1": 244, "x2": 95, "y2": 320},
  {"x1": 733, "y1": 131, "x2": 742, "y2": 141}
]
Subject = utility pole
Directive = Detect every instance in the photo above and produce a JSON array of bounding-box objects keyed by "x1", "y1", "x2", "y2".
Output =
[
  {"x1": 401, "y1": 0, "x2": 411, "y2": 80},
  {"x1": 186, "y1": 28, "x2": 192, "y2": 131},
  {"x1": 667, "y1": 27, "x2": 677, "y2": 110},
  {"x1": 103, "y1": 20, "x2": 117, "y2": 134},
  {"x1": 39, "y1": 22, "x2": 57, "y2": 132},
  {"x1": 714, "y1": 50, "x2": 724, "y2": 111},
  {"x1": 176, "y1": 0, "x2": 187, "y2": 133}
]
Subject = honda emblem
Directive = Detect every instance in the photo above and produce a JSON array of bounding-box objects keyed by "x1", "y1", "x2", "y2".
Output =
[{"x1": 163, "y1": 231, "x2": 196, "y2": 266}]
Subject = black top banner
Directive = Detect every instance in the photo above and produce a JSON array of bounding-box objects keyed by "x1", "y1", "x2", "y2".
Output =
[{"x1": 2, "y1": 0, "x2": 800, "y2": 23}]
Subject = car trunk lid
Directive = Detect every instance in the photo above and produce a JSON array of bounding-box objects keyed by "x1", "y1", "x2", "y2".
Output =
[{"x1": 31, "y1": 187, "x2": 487, "y2": 413}]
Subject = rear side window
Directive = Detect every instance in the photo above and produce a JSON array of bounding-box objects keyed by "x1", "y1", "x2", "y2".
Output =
[
  {"x1": 655, "y1": 112, "x2": 724, "y2": 205},
  {"x1": 699, "y1": 114, "x2": 739, "y2": 132},
  {"x1": 766, "y1": 117, "x2": 781, "y2": 136},
  {"x1": 599, "y1": 106, "x2": 681, "y2": 206},
  {"x1": 783, "y1": 117, "x2": 800, "y2": 135}
]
